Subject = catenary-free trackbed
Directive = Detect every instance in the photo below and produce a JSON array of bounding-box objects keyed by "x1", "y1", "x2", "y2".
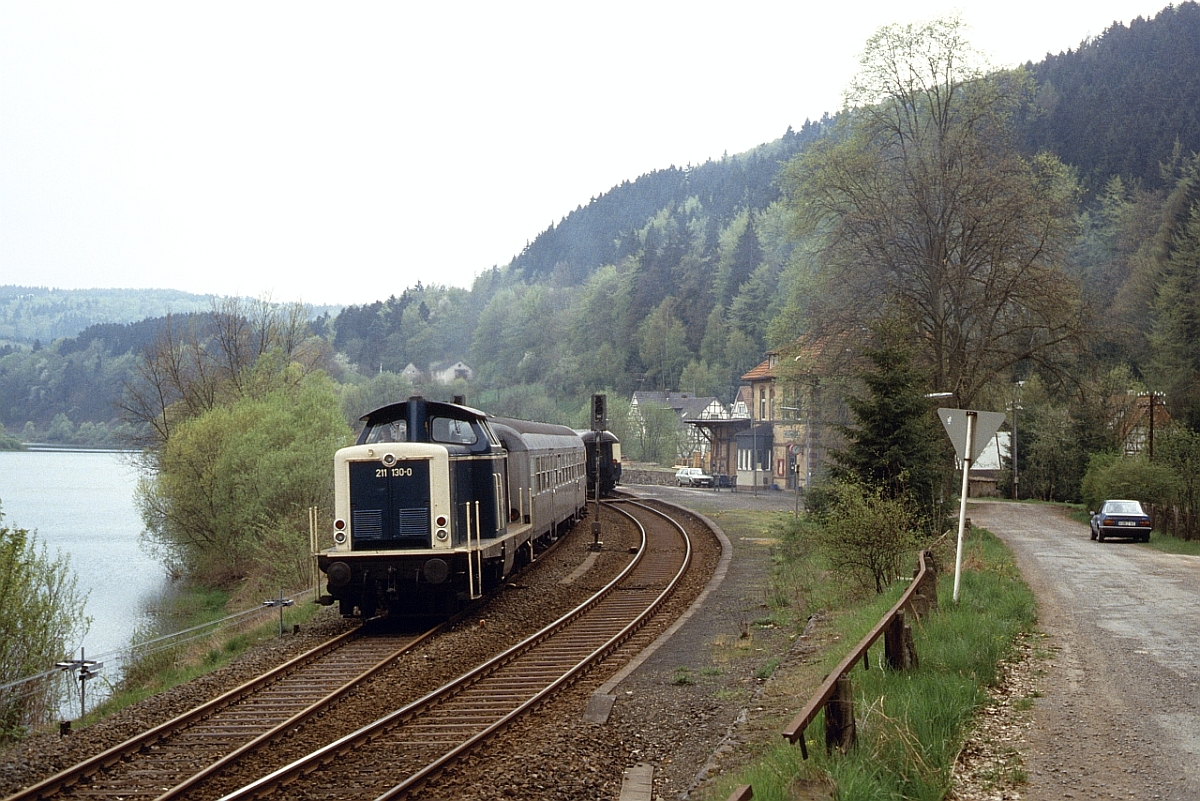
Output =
[{"x1": 216, "y1": 498, "x2": 692, "y2": 800}]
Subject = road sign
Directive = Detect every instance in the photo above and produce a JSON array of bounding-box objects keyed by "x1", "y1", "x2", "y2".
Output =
[
  {"x1": 938, "y1": 408, "x2": 1006, "y2": 462},
  {"x1": 936, "y1": 407, "x2": 1006, "y2": 606}
]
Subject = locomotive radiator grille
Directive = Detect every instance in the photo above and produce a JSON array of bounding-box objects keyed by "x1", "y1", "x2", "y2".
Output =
[
  {"x1": 352, "y1": 509, "x2": 384, "y2": 540},
  {"x1": 397, "y1": 508, "x2": 430, "y2": 537}
]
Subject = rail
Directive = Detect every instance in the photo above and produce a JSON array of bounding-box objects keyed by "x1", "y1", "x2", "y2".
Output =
[
  {"x1": 781, "y1": 549, "x2": 938, "y2": 758},
  {"x1": 216, "y1": 499, "x2": 691, "y2": 800}
]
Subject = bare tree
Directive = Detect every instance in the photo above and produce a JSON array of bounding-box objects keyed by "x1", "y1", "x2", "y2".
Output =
[
  {"x1": 781, "y1": 16, "x2": 1084, "y2": 405},
  {"x1": 120, "y1": 298, "x2": 319, "y2": 451}
]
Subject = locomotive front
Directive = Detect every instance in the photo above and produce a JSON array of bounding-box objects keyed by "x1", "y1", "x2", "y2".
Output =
[{"x1": 317, "y1": 397, "x2": 507, "y2": 617}]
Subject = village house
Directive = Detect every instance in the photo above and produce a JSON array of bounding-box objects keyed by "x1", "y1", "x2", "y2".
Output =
[{"x1": 629, "y1": 391, "x2": 727, "y2": 467}]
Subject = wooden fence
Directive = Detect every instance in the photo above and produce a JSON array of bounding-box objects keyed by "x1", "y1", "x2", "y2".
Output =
[{"x1": 780, "y1": 549, "x2": 939, "y2": 758}]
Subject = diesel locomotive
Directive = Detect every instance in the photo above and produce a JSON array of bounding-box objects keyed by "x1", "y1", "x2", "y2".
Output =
[
  {"x1": 316, "y1": 396, "x2": 587, "y2": 618},
  {"x1": 579, "y1": 429, "x2": 622, "y2": 498}
]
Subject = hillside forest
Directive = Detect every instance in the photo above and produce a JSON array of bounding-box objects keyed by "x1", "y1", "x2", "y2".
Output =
[{"x1": 3, "y1": 6, "x2": 1200, "y2": 538}]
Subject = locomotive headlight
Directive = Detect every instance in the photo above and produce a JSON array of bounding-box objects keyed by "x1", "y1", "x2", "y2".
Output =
[
  {"x1": 382, "y1": 452, "x2": 397, "y2": 467},
  {"x1": 334, "y1": 531, "x2": 347, "y2": 544},
  {"x1": 435, "y1": 528, "x2": 448, "y2": 541}
]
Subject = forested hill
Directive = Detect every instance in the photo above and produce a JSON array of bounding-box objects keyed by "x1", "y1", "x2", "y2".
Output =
[
  {"x1": 508, "y1": 124, "x2": 829, "y2": 283},
  {"x1": 314, "y1": 2, "x2": 1200, "y2": 415},
  {"x1": 1023, "y1": 2, "x2": 1200, "y2": 192},
  {"x1": 0, "y1": 286, "x2": 220, "y2": 344}
]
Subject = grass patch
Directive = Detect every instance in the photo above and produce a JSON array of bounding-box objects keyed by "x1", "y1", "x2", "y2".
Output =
[
  {"x1": 755, "y1": 658, "x2": 782, "y2": 680},
  {"x1": 704, "y1": 524, "x2": 1036, "y2": 801},
  {"x1": 673, "y1": 667, "x2": 696, "y2": 686},
  {"x1": 1142, "y1": 529, "x2": 1200, "y2": 555}
]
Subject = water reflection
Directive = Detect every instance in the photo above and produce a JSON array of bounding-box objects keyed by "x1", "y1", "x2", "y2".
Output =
[{"x1": 0, "y1": 450, "x2": 178, "y2": 712}]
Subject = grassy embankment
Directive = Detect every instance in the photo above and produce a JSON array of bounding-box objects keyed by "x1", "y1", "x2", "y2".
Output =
[
  {"x1": 69, "y1": 585, "x2": 327, "y2": 730},
  {"x1": 702, "y1": 511, "x2": 1038, "y2": 801}
]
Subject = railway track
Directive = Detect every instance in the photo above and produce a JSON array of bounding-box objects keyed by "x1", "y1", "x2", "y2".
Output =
[
  {"x1": 3, "y1": 624, "x2": 440, "y2": 801},
  {"x1": 217, "y1": 499, "x2": 692, "y2": 800}
]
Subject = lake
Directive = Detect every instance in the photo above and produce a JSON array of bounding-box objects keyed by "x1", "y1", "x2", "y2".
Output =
[{"x1": 0, "y1": 450, "x2": 175, "y2": 691}]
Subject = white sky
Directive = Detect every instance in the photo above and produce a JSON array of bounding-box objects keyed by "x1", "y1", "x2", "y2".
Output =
[{"x1": 0, "y1": 1, "x2": 1174, "y2": 306}]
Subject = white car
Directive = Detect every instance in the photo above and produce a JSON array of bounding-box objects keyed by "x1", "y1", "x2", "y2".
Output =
[{"x1": 675, "y1": 467, "x2": 714, "y2": 487}]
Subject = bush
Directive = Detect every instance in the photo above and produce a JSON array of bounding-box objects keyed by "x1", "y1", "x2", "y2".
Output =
[
  {"x1": 815, "y1": 480, "x2": 920, "y2": 594},
  {"x1": 0, "y1": 510, "x2": 89, "y2": 741},
  {"x1": 1080, "y1": 451, "x2": 1179, "y2": 512},
  {"x1": 138, "y1": 372, "x2": 352, "y2": 586}
]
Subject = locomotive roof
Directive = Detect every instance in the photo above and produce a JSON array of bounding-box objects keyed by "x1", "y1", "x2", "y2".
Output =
[{"x1": 359, "y1": 396, "x2": 487, "y2": 425}]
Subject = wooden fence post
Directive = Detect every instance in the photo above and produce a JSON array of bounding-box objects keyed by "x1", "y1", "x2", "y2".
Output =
[
  {"x1": 903, "y1": 618, "x2": 919, "y2": 669},
  {"x1": 825, "y1": 674, "x2": 856, "y2": 754},
  {"x1": 884, "y1": 608, "x2": 906, "y2": 669}
]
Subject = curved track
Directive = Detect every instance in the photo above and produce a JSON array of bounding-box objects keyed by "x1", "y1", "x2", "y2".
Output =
[
  {"x1": 217, "y1": 499, "x2": 692, "y2": 800},
  {"x1": 3, "y1": 625, "x2": 440, "y2": 801}
]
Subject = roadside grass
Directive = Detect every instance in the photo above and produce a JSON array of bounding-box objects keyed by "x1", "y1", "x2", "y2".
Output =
[
  {"x1": 703, "y1": 524, "x2": 1036, "y2": 801},
  {"x1": 1142, "y1": 529, "x2": 1200, "y2": 555},
  {"x1": 75, "y1": 585, "x2": 326, "y2": 728}
]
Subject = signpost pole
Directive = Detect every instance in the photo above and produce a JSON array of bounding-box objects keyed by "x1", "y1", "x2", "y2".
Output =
[{"x1": 953, "y1": 411, "x2": 975, "y2": 604}]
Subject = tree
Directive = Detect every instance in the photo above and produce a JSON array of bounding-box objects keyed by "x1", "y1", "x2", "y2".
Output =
[
  {"x1": 1149, "y1": 159, "x2": 1200, "y2": 428},
  {"x1": 137, "y1": 372, "x2": 352, "y2": 588},
  {"x1": 631, "y1": 401, "x2": 685, "y2": 466},
  {"x1": 0, "y1": 509, "x2": 89, "y2": 740},
  {"x1": 636, "y1": 299, "x2": 691, "y2": 391},
  {"x1": 828, "y1": 320, "x2": 949, "y2": 533},
  {"x1": 120, "y1": 299, "x2": 319, "y2": 450},
  {"x1": 781, "y1": 16, "x2": 1083, "y2": 406}
]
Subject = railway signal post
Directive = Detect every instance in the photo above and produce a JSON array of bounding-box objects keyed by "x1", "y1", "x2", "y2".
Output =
[{"x1": 591, "y1": 394, "x2": 605, "y2": 551}]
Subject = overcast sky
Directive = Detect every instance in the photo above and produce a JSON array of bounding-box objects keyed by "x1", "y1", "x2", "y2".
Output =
[{"x1": 0, "y1": 1, "x2": 1175, "y2": 306}]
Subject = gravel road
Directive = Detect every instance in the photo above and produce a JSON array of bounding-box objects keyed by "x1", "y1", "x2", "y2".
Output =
[{"x1": 968, "y1": 501, "x2": 1200, "y2": 801}]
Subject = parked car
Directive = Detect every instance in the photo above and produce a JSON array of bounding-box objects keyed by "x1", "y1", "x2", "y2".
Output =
[
  {"x1": 1090, "y1": 499, "x2": 1152, "y2": 542},
  {"x1": 675, "y1": 466, "x2": 714, "y2": 487}
]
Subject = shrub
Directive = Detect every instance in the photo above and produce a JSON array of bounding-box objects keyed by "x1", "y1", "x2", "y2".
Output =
[
  {"x1": 816, "y1": 480, "x2": 920, "y2": 594},
  {"x1": 0, "y1": 510, "x2": 89, "y2": 741},
  {"x1": 1080, "y1": 451, "x2": 1179, "y2": 512}
]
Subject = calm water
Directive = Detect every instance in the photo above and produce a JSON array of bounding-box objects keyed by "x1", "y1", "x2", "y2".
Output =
[{"x1": 0, "y1": 450, "x2": 174, "y2": 669}]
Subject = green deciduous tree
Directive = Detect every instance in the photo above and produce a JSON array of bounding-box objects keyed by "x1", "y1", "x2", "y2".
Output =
[
  {"x1": 637, "y1": 299, "x2": 691, "y2": 391},
  {"x1": 137, "y1": 372, "x2": 352, "y2": 589},
  {"x1": 0, "y1": 509, "x2": 89, "y2": 740}
]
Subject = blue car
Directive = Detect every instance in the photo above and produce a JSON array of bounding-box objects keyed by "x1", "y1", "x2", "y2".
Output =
[{"x1": 1090, "y1": 499, "x2": 1152, "y2": 542}]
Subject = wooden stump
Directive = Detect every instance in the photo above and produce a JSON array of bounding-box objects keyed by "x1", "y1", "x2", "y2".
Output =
[{"x1": 825, "y1": 674, "x2": 856, "y2": 754}]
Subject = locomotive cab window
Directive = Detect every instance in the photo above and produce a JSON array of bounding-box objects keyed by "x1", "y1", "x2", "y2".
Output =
[
  {"x1": 363, "y1": 420, "x2": 407, "y2": 444},
  {"x1": 431, "y1": 416, "x2": 478, "y2": 445}
]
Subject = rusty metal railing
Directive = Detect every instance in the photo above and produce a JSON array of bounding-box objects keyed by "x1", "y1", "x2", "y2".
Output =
[{"x1": 781, "y1": 549, "x2": 939, "y2": 758}]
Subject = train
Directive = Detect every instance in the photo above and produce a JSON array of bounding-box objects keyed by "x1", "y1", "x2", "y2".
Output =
[
  {"x1": 579, "y1": 429, "x2": 622, "y2": 498},
  {"x1": 316, "y1": 395, "x2": 606, "y2": 618}
]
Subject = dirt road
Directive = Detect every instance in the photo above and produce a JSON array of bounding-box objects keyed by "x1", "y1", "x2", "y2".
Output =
[{"x1": 969, "y1": 501, "x2": 1200, "y2": 800}]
